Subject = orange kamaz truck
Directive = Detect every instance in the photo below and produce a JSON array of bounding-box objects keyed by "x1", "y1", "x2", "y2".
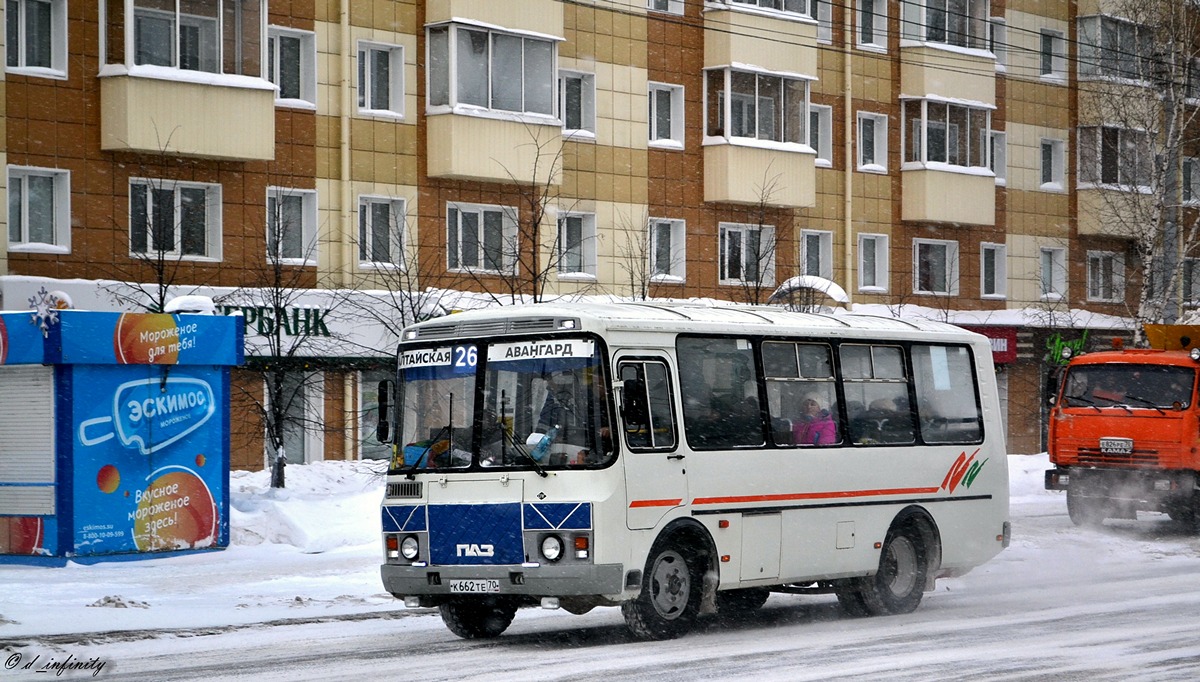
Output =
[{"x1": 1045, "y1": 325, "x2": 1200, "y2": 527}]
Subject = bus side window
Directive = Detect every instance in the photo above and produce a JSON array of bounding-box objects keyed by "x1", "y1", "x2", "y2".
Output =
[{"x1": 619, "y1": 360, "x2": 677, "y2": 451}]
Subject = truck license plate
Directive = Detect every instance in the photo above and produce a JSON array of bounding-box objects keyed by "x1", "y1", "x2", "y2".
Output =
[
  {"x1": 1099, "y1": 437, "x2": 1133, "y2": 454},
  {"x1": 449, "y1": 579, "x2": 500, "y2": 594}
]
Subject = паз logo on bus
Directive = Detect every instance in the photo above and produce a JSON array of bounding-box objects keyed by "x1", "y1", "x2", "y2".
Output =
[
  {"x1": 941, "y1": 449, "x2": 987, "y2": 494},
  {"x1": 456, "y1": 543, "x2": 495, "y2": 557}
]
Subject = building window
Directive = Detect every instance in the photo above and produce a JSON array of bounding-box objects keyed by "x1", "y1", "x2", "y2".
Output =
[
  {"x1": 129, "y1": 179, "x2": 221, "y2": 260},
  {"x1": 913, "y1": 238, "x2": 958, "y2": 295},
  {"x1": 1039, "y1": 29, "x2": 1066, "y2": 79},
  {"x1": 857, "y1": 0, "x2": 887, "y2": 50},
  {"x1": 1087, "y1": 251, "x2": 1124, "y2": 302},
  {"x1": 989, "y1": 131, "x2": 1006, "y2": 185},
  {"x1": 810, "y1": 104, "x2": 833, "y2": 166},
  {"x1": 123, "y1": 0, "x2": 263, "y2": 76},
  {"x1": 903, "y1": 99, "x2": 990, "y2": 168},
  {"x1": 989, "y1": 17, "x2": 1006, "y2": 70},
  {"x1": 1040, "y1": 246, "x2": 1067, "y2": 299},
  {"x1": 980, "y1": 242, "x2": 1006, "y2": 298},
  {"x1": 269, "y1": 371, "x2": 324, "y2": 465},
  {"x1": 427, "y1": 23, "x2": 556, "y2": 118},
  {"x1": 719, "y1": 223, "x2": 775, "y2": 286},
  {"x1": 857, "y1": 112, "x2": 888, "y2": 172},
  {"x1": 268, "y1": 27, "x2": 316, "y2": 106},
  {"x1": 446, "y1": 202, "x2": 515, "y2": 274},
  {"x1": 859, "y1": 233, "x2": 888, "y2": 291},
  {"x1": 1188, "y1": 58, "x2": 1200, "y2": 101},
  {"x1": 649, "y1": 82, "x2": 685, "y2": 147},
  {"x1": 7, "y1": 166, "x2": 69, "y2": 252},
  {"x1": 801, "y1": 230, "x2": 833, "y2": 280},
  {"x1": 1078, "y1": 126, "x2": 1151, "y2": 189},
  {"x1": 1078, "y1": 15, "x2": 1149, "y2": 81},
  {"x1": 1040, "y1": 139, "x2": 1064, "y2": 190},
  {"x1": 359, "y1": 369, "x2": 394, "y2": 460},
  {"x1": 705, "y1": 68, "x2": 809, "y2": 144},
  {"x1": 650, "y1": 218, "x2": 686, "y2": 282},
  {"x1": 359, "y1": 197, "x2": 406, "y2": 267},
  {"x1": 647, "y1": 0, "x2": 683, "y2": 13},
  {"x1": 1184, "y1": 259, "x2": 1200, "y2": 307},
  {"x1": 731, "y1": 0, "x2": 809, "y2": 13},
  {"x1": 557, "y1": 212, "x2": 597, "y2": 277},
  {"x1": 815, "y1": 0, "x2": 832, "y2": 42},
  {"x1": 267, "y1": 188, "x2": 317, "y2": 265},
  {"x1": 900, "y1": 0, "x2": 989, "y2": 50},
  {"x1": 358, "y1": 42, "x2": 403, "y2": 117},
  {"x1": 6, "y1": 0, "x2": 66, "y2": 76},
  {"x1": 559, "y1": 71, "x2": 596, "y2": 136},
  {"x1": 1184, "y1": 158, "x2": 1200, "y2": 204}
]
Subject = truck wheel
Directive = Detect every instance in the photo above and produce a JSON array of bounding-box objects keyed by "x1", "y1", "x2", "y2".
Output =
[
  {"x1": 622, "y1": 542, "x2": 703, "y2": 640},
  {"x1": 439, "y1": 597, "x2": 518, "y2": 639},
  {"x1": 1066, "y1": 489, "x2": 1105, "y2": 527}
]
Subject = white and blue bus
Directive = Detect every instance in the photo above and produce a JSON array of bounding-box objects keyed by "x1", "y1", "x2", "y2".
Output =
[{"x1": 376, "y1": 302, "x2": 1009, "y2": 640}]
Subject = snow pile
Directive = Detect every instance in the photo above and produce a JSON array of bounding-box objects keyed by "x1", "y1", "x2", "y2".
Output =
[{"x1": 229, "y1": 460, "x2": 387, "y2": 553}]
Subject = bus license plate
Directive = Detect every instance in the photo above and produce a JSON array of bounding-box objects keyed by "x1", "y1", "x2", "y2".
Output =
[{"x1": 449, "y1": 579, "x2": 500, "y2": 594}]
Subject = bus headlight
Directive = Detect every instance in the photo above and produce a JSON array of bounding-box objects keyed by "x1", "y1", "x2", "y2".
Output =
[
  {"x1": 400, "y1": 535, "x2": 420, "y2": 561},
  {"x1": 540, "y1": 535, "x2": 564, "y2": 562}
]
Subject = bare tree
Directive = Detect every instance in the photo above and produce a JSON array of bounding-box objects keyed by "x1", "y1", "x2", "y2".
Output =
[
  {"x1": 615, "y1": 207, "x2": 657, "y2": 301},
  {"x1": 222, "y1": 188, "x2": 350, "y2": 488},
  {"x1": 1075, "y1": 0, "x2": 1200, "y2": 342},
  {"x1": 726, "y1": 171, "x2": 785, "y2": 305},
  {"x1": 451, "y1": 126, "x2": 599, "y2": 304}
]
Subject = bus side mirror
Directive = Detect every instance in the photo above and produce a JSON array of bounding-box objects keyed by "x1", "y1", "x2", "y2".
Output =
[
  {"x1": 376, "y1": 380, "x2": 393, "y2": 443},
  {"x1": 622, "y1": 378, "x2": 649, "y2": 428}
]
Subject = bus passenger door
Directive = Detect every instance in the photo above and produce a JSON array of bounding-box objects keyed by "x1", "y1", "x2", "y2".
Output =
[{"x1": 616, "y1": 355, "x2": 688, "y2": 530}]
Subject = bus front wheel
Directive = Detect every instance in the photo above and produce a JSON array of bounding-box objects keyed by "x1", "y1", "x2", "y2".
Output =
[
  {"x1": 622, "y1": 543, "x2": 703, "y2": 640},
  {"x1": 439, "y1": 597, "x2": 518, "y2": 639}
]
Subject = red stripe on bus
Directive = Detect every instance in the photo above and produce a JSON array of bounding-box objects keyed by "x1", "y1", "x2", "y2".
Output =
[
  {"x1": 629, "y1": 498, "x2": 684, "y2": 508},
  {"x1": 691, "y1": 487, "x2": 942, "y2": 506}
]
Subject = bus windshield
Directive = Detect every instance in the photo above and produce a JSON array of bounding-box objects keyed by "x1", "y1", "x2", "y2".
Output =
[
  {"x1": 1062, "y1": 364, "x2": 1196, "y2": 409},
  {"x1": 395, "y1": 337, "x2": 615, "y2": 472}
]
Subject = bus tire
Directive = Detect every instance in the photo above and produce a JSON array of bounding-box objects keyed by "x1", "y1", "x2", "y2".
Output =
[
  {"x1": 835, "y1": 585, "x2": 872, "y2": 617},
  {"x1": 622, "y1": 542, "x2": 703, "y2": 640},
  {"x1": 439, "y1": 597, "x2": 518, "y2": 639},
  {"x1": 856, "y1": 519, "x2": 930, "y2": 616},
  {"x1": 714, "y1": 587, "x2": 770, "y2": 615},
  {"x1": 1066, "y1": 489, "x2": 1105, "y2": 527}
]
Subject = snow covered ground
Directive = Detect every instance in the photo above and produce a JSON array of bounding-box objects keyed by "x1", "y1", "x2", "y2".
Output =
[{"x1": 4, "y1": 454, "x2": 1200, "y2": 681}]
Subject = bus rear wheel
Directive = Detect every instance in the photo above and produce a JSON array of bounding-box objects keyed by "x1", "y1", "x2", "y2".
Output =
[
  {"x1": 853, "y1": 520, "x2": 930, "y2": 616},
  {"x1": 622, "y1": 543, "x2": 702, "y2": 640},
  {"x1": 439, "y1": 597, "x2": 518, "y2": 639}
]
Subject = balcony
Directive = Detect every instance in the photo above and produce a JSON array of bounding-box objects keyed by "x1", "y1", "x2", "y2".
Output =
[
  {"x1": 704, "y1": 7, "x2": 818, "y2": 76},
  {"x1": 902, "y1": 169, "x2": 995, "y2": 225},
  {"x1": 900, "y1": 45, "x2": 995, "y2": 106},
  {"x1": 705, "y1": 143, "x2": 815, "y2": 208},
  {"x1": 100, "y1": 73, "x2": 275, "y2": 161},
  {"x1": 426, "y1": 0, "x2": 561, "y2": 36},
  {"x1": 427, "y1": 115, "x2": 563, "y2": 186}
]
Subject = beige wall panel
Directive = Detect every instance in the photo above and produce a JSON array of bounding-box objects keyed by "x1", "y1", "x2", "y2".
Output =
[
  {"x1": 901, "y1": 171, "x2": 996, "y2": 225},
  {"x1": 1005, "y1": 12, "x2": 1070, "y2": 83},
  {"x1": 705, "y1": 145, "x2": 815, "y2": 208},
  {"x1": 900, "y1": 47, "x2": 995, "y2": 105},
  {"x1": 427, "y1": 0, "x2": 563, "y2": 38},
  {"x1": 100, "y1": 77, "x2": 275, "y2": 160},
  {"x1": 1005, "y1": 122, "x2": 1070, "y2": 194},
  {"x1": 1008, "y1": 0, "x2": 1071, "y2": 22},
  {"x1": 704, "y1": 10, "x2": 818, "y2": 77},
  {"x1": 427, "y1": 116, "x2": 563, "y2": 186},
  {"x1": 1077, "y1": 190, "x2": 1141, "y2": 239},
  {"x1": 1005, "y1": 80, "x2": 1070, "y2": 129},
  {"x1": 1008, "y1": 233, "x2": 1069, "y2": 305}
]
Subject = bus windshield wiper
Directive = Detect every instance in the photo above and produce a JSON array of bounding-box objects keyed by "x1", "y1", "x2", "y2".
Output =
[{"x1": 1122, "y1": 394, "x2": 1165, "y2": 415}]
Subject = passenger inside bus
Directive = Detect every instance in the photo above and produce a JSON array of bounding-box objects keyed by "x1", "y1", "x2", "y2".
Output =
[{"x1": 793, "y1": 394, "x2": 837, "y2": 446}]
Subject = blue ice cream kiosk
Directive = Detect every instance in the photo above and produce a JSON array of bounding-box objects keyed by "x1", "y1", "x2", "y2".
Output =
[{"x1": 0, "y1": 304, "x2": 243, "y2": 562}]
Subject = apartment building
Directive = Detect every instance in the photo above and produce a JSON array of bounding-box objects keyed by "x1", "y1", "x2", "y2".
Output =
[{"x1": 1, "y1": 0, "x2": 1180, "y2": 463}]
